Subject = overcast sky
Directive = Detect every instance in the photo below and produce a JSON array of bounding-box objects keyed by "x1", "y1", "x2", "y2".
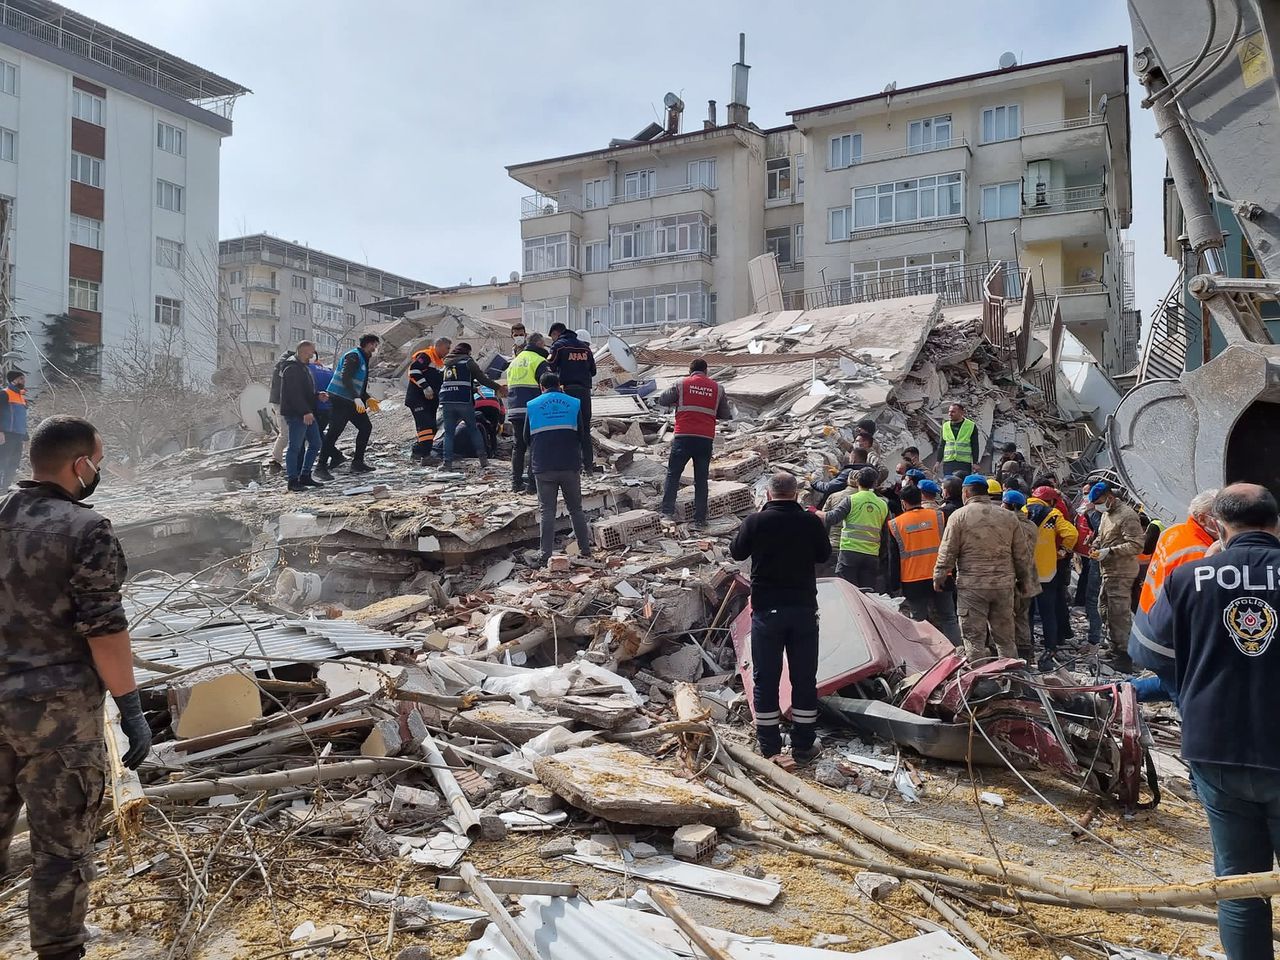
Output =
[{"x1": 74, "y1": 0, "x2": 1175, "y2": 312}]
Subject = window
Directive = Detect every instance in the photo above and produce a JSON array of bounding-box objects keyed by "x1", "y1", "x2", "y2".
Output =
[
  {"x1": 794, "y1": 223, "x2": 804, "y2": 263},
  {"x1": 583, "y1": 177, "x2": 611, "y2": 208},
  {"x1": 291, "y1": 274, "x2": 307, "y2": 290},
  {"x1": 229, "y1": 322, "x2": 246, "y2": 341},
  {"x1": 610, "y1": 282, "x2": 710, "y2": 329},
  {"x1": 522, "y1": 296, "x2": 576, "y2": 331},
  {"x1": 796, "y1": 154, "x2": 805, "y2": 199},
  {"x1": 314, "y1": 277, "x2": 344, "y2": 301},
  {"x1": 72, "y1": 90, "x2": 103, "y2": 125},
  {"x1": 230, "y1": 297, "x2": 244, "y2": 313},
  {"x1": 687, "y1": 158, "x2": 717, "y2": 189},
  {"x1": 582, "y1": 240, "x2": 609, "y2": 273},
  {"x1": 583, "y1": 305, "x2": 610, "y2": 333},
  {"x1": 311, "y1": 302, "x2": 342, "y2": 326},
  {"x1": 229, "y1": 270, "x2": 243, "y2": 285},
  {"x1": 345, "y1": 312, "x2": 356, "y2": 326},
  {"x1": 154, "y1": 295, "x2": 183, "y2": 326},
  {"x1": 0, "y1": 60, "x2": 16, "y2": 96},
  {"x1": 622, "y1": 169, "x2": 655, "y2": 200},
  {"x1": 156, "y1": 179, "x2": 183, "y2": 212},
  {"x1": 157, "y1": 121, "x2": 185, "y2": 155},
  {"x1": 766, "y1": 157, "x2": 791, "y2": 201},
  {"x1": 981, "y1": 181, "x2": 1021, "y2": 220},
  {"x1": 0, "y1": 128, "x2": 13, "y2": 163},
  {"x1": 765, "y1": 227, "x2": 792, "y2": 266},
  {"x1": 346, "y1": 289, "x2": 356, "y2": 302},
  {"x1": 290, "y1": 326, "x2": 307, "y2": 343},
  {"x1": 907, "y1": 115, "x2": 952, "y2": 154},
  {"x1": 291, "y1": 300, "x2": 308, "y2": 316},
  {"x1": 523, "y1": 232, "x2": 578, "y2": 274},
  {"x1": 609, "y1": 214, "x2": 710, "y2": 263},
  {"x1": 829, "y1": 133, "x2": 861, "y2": 169},
  {"x1": 69, "y1": 214, "x2": 102, "y2": 249},
  {"x1": 981, "y1": 104, "x2": 1020, "y2": 144},
  {"x1": 155, "y1": 354, "x2": 183, "y2": 382},
  {"x1": 155, "y1": 237, "x2": 184, "y2": 270},
  {"x1": 828, "y1": 206, "x2": 851, "y2": 242},
  {"x1": 69, "y1": 277, "x2": 99, "y2": 312},
  {"x1": 71, "y1": 152, "x2": 102, "y2": 187},
  {"x1": 851, "y1": 252, "x2": 964, "y2": 297},
  {"x1": 852, "y1": 173, "x2": 963, "y2": 229}
]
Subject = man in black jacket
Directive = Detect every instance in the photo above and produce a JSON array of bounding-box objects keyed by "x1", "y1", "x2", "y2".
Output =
[
  {"x1": 730, "y1": 471, "x2": 832, "y2": 762},
  {"x1": 546, "y1": 323, "x2": 596, "y2": 473},
  {"x1": 278, "y1": 341, "x2": 324, "y2": 493},
  {"x1": 1139, "y1": 483, "x2": 1280, "y2": 956}
]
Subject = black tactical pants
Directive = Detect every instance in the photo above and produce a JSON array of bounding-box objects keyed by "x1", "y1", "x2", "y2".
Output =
[{"x1": 0, "y1": 684, "x2": 106, "y2": 957}]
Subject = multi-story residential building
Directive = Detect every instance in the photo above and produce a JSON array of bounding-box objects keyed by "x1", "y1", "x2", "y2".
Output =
[
  {"x1": 508, "y1": 43, "x2": 1135, "y2": 379},
  {"x1": 218, "y1": 233, "x2": 430, "y2": 369},
  {"x1": 428, "y1": 277, "x2": 522, "y2": 316},
  {"x1": 791, "y1": 46, "x2": 1133, "y2": 374},
  {"x1": 0, "y1": 0, "x2": 248, "y2": 387}
]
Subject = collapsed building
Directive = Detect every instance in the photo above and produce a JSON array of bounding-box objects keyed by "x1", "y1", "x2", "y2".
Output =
[{"x1": 0, "y1": 267, "x2": 1226, "y2": 960}]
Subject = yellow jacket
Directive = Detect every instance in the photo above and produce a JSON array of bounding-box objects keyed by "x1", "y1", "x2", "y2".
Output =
[{"x1": 1026, "y1": 497, "x2": 1079, "y2": 581}]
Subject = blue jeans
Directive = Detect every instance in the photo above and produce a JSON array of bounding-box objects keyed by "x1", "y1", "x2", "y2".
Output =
[
  {"x1": 285, "y1": 416, "x2": 321, "y2": 480},
  {"x1": 442, "y1": 403, "x2": 486, "y2": 464},
  {"x1": 1190, "y1": 762, "x2": 1280, "y2": 959},
  {"x1": 1031, "y1": 572, "x2": 1062, "y2": 652},
  {"x1": 660, "y1": 435, "x2": 713, "y2": 522}
]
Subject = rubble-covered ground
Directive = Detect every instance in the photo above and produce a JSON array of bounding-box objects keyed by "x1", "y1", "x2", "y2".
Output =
[{"x1": 0, "y1": 296, "x2": 1222, "y2": 959}]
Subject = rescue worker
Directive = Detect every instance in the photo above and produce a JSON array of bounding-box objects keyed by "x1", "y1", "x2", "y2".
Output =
[
  {"x1": 504, "y1": 332, "x2": 548, "y2": 493},
  {"x1": 1128, "y1": 489, "x2": 1219, "y2": 702},
  {"x1": 524, "y1": 373, "x2": 591, "y2": 563},
  {"x1": 278, "y1": 341, "x2": 325, "y2": 493},
  {"x1": 940, "y1": 476, "x2": 964, "y2": 519},
  {"x1": 1002, "y1": 489, "x2": 1042, "y2": 662},
  {"x1": 474, "y1": 386, "x2": 505, "y2": 457},
  {"x1": 546, "y1": 322, "x2": 596, "y2": 473},
  {"x1": 918, "y1": 478, "x2": 943, "y2": 511},
  {"x1": 1137, "y1": 484, "x2": 1280, "y2": 958},
  {"x1": 405, "y1": 337, "x2": 450, "y2": 464},
  {"x1": 1032, "y1": 479, "x2": 1079, "y2": 647},
  {"x1": 266, "y1": 349, "x2": 295, "y2": 472},
  {"x1": 1085, "y1": 481, "x2": 1143, "y2": 670},
  {"x1": 1074, "y1": 482, "x2": 1104, "y2": 650},
  {"x1": 316, "y1": 334, "x2": 381, "y2": 481},
  {"x1": 996, "y1": 442, "x2": 1031, "y2": 486},
  {"x1": 933, "y1": 474, "x2": 1033, "y2": 661},
  {"x1": 0, "y1": 370, "x2": 29, "y2": 489},
  {"x1": 0, "y1": 415, "x2": 151, "y2": 960},
  {"x1": 888, "y1": 484, "x2": 959, "y2": 643},
  {"x1": 940, "y1": 402, "x2": 980, "y2": 477},
  {"x1": 729, "y1": 471, "x2": 831, "y2": 762},
  {"x1": 1132, "y1": 514, "x2": 1165, "y2": 612},
  {"x1": 439, "y1": 342, "x2": 504, "y2": 471},
  {"x1": 510, "y1": 322, "x2": 527, "y2": 354},
  {"x1": 307, "y1": 354, "x2": 334, "y2": 442},
  {"x1": 821, "y1": 467, "x2": 888, "y2": 590},
  {"x1": 901, "y1": 446, "x2": 925, "y2": 473},
  {"x1": 657, "y1": 359, "x2": 732, "y2": 529},
  {"x1": 810, "y1": 448, "x2": 869, "y2": 508},
  {"x1": 1025, "y1": 486, "x2": 1079, "y2": 668}
]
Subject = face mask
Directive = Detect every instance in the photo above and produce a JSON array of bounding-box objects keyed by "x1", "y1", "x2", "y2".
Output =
[
  {"x1": 76, "y1": 458, "x2": 101, "y2": 500},
  {"x1": 514, "y1": 336, "x2": 527, "y2": 349},
  {"x1": 1097, "y1": 501, "x2": 1111, "y2": 513}
]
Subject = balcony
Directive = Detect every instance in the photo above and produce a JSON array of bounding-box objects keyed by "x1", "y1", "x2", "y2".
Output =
[
  {"x1": 245, "y1": 308, "x2": 279, "y2": 320},
  {"x1": 1020, "y1": 185, "x2": 1108, "y2": 244},
  {"x1": 519, "y1": 191, "x2": 582, "y2": 240},
  {"x1": 244, "y1": 279, "x2": 279, "y2": 294},
  {"x1": 783, "y1": 260, "x2": 1016, "y2": 311},
  {"x1": 608, "y1": 250, "x2": 713, "y2": 277},
  {"x1": 843, "y1": 137, "x2": 972, "y2": 183},
  {"x1": 1021, "y1": 117, "x2": 1109, "y2": 159},
  {"x1": 1053, "y1": 281, "x2": 1111, "y2": 329},
  {"x1": 607, "y1": 184, "x2": 715, "y2": 223}
]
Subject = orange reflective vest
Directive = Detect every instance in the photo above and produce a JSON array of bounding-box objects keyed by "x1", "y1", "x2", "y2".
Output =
[
  {"x1": 1137, "y1": 516, "x2": 1216, "y2": 614},
  {"x1": 887, "y1": 506, "x2": 945, "y2": 583},
  {"x1": 673, "y1": 373, "x2": 721, "y2": 439}
]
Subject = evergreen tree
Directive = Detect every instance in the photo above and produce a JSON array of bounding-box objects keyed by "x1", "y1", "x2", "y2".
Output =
[{"x1": 40, "y1": 313, "x2": 100, "y2": 383}]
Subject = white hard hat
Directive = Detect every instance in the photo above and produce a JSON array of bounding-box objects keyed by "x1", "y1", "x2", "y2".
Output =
[{"x1": 575, "y1": 328, "x2": 592, "y2": 345}]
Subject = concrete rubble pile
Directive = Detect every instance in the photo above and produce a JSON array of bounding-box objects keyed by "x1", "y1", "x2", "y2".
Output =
[{"x1": 26, "y1": 296, "x2": 1223, "y2": 960}]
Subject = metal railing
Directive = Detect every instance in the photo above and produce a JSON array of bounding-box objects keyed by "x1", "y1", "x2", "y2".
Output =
[
  {"x1": 845, "y1": 136, "x2": 971, "y2": 167},
  {"x1": 1022, "y1": 184, "x2": 1105, "y2": 215},
  {"x1": 782, "y1": 260, "x2": 1017, "y2": 312},
  {"x1": 1054, "y1": 281, "x2": 1108, "y2": 297},
  {"x1": 1137, "y1": 269, "x2": 1192, "y2": 383},
  {"x1": 1021, "y1": 116, "x2": 1107, "y2": 136},
  {"x1": 610, "y1": 182, "x2": 714, "y2": 205},
  {"x1": 848, "y1": 214, "x2": 970, "y2": 241},
  {"x1": 520, "y1": 192, "x2": 579, "y2": 219},
  {"x1": 0, "y1": 2, "x2": 242, "y2": 116}
]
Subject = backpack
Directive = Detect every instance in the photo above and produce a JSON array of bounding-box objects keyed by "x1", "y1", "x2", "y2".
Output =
[{"x1": 269, "y1": 351, "x2": 294, "y2": 404}]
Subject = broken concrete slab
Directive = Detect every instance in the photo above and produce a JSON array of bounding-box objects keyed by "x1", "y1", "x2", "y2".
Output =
[
  {"x1": 533, "y1": 744, "x2": 740, "y2": 827},
  {"x1": 167, "y1": 665, "x2": 262, "y2": 739},
  {"x1": 449, "y1": 704, "x2": 574, "y2": 746}
]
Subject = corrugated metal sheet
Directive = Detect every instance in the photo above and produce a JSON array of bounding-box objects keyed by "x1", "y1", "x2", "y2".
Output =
[{"x1": 458, "y1": 896, "x2": 677, "y2": 960}]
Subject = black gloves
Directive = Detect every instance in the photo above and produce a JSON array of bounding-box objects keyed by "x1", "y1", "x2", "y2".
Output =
[{"x1": 113, "y1": 690, "x2": 152, "y2": 770}]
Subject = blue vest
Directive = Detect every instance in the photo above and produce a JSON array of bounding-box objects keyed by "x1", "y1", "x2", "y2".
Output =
[
  {"x1": 1, "y1": 388, "x2": 26, "y2": 437},
  {"x1": 326, "y1": 348, "x2": 367, "y2": 402},
  {"x1": 439, "y1": 355, "x2": 475, "y2": 405},
  {"x1": 526, "y1": 390, "x2": 582, "y2": 474}
]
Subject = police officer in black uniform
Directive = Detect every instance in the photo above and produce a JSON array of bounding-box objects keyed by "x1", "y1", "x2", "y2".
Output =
[
  {"x1": 1138, "y1": 482, "x2": 1280, "y2": 958},
  {"x1": 546, "y1": 323, "x2": 596, "y2": 474}
]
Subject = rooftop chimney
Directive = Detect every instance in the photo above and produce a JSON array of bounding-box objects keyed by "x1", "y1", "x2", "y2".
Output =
[
  {"x1": 705, "y1": 99, "x2": 717, "y2": 130},
  {"x1": 726, "y1": 33, "x2": 750, "y2": 126}
]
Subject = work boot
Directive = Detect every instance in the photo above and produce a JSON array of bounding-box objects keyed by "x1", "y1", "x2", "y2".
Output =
[
  {"x1": 330, "y1": 449, "x2": 347, "y2": 466},
  {"x1": 299, "y1": 473, "x2": 324, "y2": 488},
  {"x1": 267, "y1": 460, "x2": 283, "y2": 476},
  {"x1": 479, "y1": 458, "x2": 490, "y2": 469},
  {"x1": 442, "y1": 461, "x2": 454, "y2": 472},
  {"x1": 350, "y1": 460, "x2": 376, "y2": 474},
  {"x1": 792, "y1": 742, "x2": 823, "y2": 765},
  {"x1": 38, "y1": 948, "x2": 85, "y2": 960},
  {"x1": 313, "y1": 464, "x2": 334, "y2": 483},
  {"x1": 286, "y1": 480, "x2": 304, "y2": 493}
]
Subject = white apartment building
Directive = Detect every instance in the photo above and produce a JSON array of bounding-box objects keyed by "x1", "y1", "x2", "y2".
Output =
[
  {"x1": 0, "y1": 0, "x2": 248, "y2": 387},
  {"x1": 792, "y1": 46, "x2": 1133, "y2": 373},
  {"x1": 218, "y1": 233, "x2": 430, "y2": 370},
  {"x1": 508, "y1": 44, "x2": 1135, "y2": 375}
]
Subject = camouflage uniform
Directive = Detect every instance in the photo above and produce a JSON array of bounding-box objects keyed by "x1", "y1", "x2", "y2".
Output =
[
  {"x1": 934, "y1": 498, "x2": 1033, "y2": 661},
  {"x1": 1012, "y1": 514, "x2": 1042, "y2": 660},
  {"x1": 1093, "y1": 501, "x2": 1144, "y2": 652},
  {"x1": 0, "y1": 481, "x2": 129, "y2": 958}
]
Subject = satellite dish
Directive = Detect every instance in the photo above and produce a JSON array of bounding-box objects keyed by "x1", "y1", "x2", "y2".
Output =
[
  {"x1": 883, "y1": 81, "x2": 897, "y2": 94},
  {"x1": 1097, "y1": 93, "x2": 1109, "y2": 115},
  {"x1": 608, "y1": 334, "x2": 639, "y2": 374},
  {"x1": 509, "y1": 271, "x2": 520, "y2": 282},
  {"x1": 489, "y1": 275, "x2": 498, "y2": 285},
  {"x1": 998, "y1": 51, "x2": 1018, "y2": 69},
  {"x1": 238, "y1": 383, "x2": 271, "y2": 433}
]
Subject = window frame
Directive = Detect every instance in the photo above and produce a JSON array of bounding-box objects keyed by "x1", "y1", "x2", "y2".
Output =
[
  {"x1": 981, "y1": 104, "x2": 1021, "y2": 144},
  {"x1": 827, "y1": 206, "x2": 851, "y2": 242},
  {"x1": 980, "y1": 181, "x2": 1021, "y2": 221},
  {"x1": 687, "y1": 158, "x2": 717, "y2": 189},
  {"x1": 0, "y1": 60, "x2": 16, "y2": 96},
  {"x1": 72, "y1": 90, "x2": 103, "y2": 125},
  {"x1": 582, "y1": 239, "x2": 609, "y2": 273},
  {"x1": 523, "y1": 232, "x2": 578, "y2": 274},
  {"x1": 907, "y1": 114, "x2": 953, "y2": 154},
  {"x1": 69, "y1": 213, "x2": 102, "y2": 249},
  {"x1": 621, "y1": 169, "x2": 656, "y2": 200},
  {"x1": 765, "y1": 226, "x2": 793, "y2": 266},
  {"x1": 793, "y1": 222, "x2": 804, "y2": 263},
  {"x1": 71, "y1": 152, "x2": 102, "y2": 187},
  {"x1": 0, "y1": 127, "x2": 14, "y2": 163},
  {"x1": 829, "y1": 133, "x2": 861, "y2": 169},
  {"x1": 583, "y1": 177, "x2": 611, "y2": 209},
  {"x1": 766, "y1": 157, "x2": 792, "y2": 202},
  {"x1": 155, "y1": 178, "x2": 184, "y2": 212},
  {"x1": 852, "y1": 172, "x2": 964, "y2": 230},
  {"x1": 157, "y1": 121, "x2": 185, "y2": 156},
  {"x1": 68, "y1": 277, "x2": 100, "y2": 312},
  {"x1": 291, "y1": 300, "x2": 308, "y2": 316},
  {"x1": 154, "y1": 295, "x2": 183, "y2": 327},
  {"x1": 291, "y1": 274, "x2": 308, "y2": 290},
  {"x1": 155, "y1": 237, "x2": 184, "y2": 271},
  {"x1": 290, "y1": 325, "x2": 307, "y2": 344}
]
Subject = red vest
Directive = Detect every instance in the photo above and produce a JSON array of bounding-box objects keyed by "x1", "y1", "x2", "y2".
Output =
[{"x1": 674, "y1": 374, "x2": 720, "y2": 439}]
